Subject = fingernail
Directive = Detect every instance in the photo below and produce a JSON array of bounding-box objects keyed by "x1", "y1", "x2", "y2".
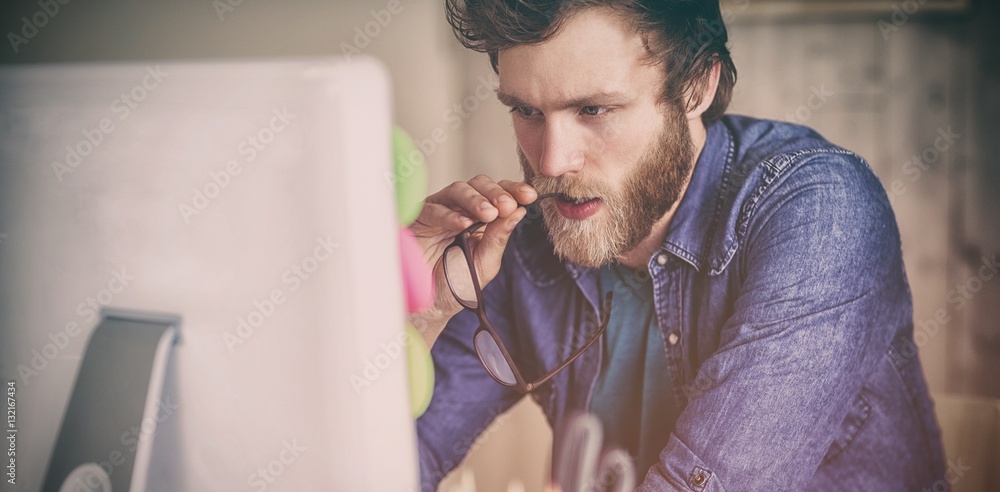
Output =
[
  {"x1": 496, "y1": 195, "x2": 511, "y2": 204},
  {"x1": 479, "y1": 201, "x2": 492, "y2": 210},
  {"x1": 519, "y1": 185, "x2": 532, "y2": 193}
]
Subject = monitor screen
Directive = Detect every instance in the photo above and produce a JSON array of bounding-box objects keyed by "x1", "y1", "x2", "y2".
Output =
[{"x1": 0, "y1": 57, "x2": 418, "y2": 491}]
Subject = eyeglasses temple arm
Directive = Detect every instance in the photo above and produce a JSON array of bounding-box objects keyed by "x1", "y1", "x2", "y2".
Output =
[{"x1": 522, "y1": 291, "x2": 613, "y2": 392}]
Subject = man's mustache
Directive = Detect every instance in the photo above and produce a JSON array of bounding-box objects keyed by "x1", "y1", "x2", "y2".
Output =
[{"x1": 527, "y1": 175, "x2": 613, "y2": 200}]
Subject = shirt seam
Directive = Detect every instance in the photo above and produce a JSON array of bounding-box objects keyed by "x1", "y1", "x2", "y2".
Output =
[{"x1": 709, "y1": 147, "x2": 859, "y2": 276}]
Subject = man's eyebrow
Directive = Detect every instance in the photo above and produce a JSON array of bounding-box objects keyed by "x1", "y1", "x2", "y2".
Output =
[
  {"x1": 496, "y1": 91, "x2": 527, "y2": 108},
  {"x1": 495, "y1": 90, "x2": 631, "y2": 110}
]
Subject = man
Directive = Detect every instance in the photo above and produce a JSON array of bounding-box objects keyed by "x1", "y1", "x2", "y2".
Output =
[{"x1": 409, "y1": 1, "x2": 946, "y2": 490}]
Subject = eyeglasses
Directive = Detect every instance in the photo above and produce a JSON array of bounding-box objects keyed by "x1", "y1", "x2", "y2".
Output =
[{"x1": 442, "y1": 193, "x2": 614, "y2": 393}]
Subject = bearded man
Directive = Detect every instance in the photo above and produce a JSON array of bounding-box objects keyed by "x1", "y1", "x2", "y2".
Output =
[{"x1": 408, "y1": 1, "x2": 946, "y2": 490}]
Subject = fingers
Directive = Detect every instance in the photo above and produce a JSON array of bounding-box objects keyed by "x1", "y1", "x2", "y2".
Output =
[
  {"x1": 413, "y1": 175, "x2": 537, "y2": 310},
  {"x1": 474, "y1": 205, "x2": 527, "y2": 275},
  {"x1": 427, "y1": 180, "x2": 498, "y2": 223},
  {"x1": 469, "y1": 174, "x2": 518, "y2": 218},
  {"x1": 413, "y1": 202, "x2": 475, "y2": 233},
  {"x1": 498, "y1": 179, "x2": 538, "y2": 206},
  {"x1": 427, "y1": 176, "x2": 539, "y2": 225}
]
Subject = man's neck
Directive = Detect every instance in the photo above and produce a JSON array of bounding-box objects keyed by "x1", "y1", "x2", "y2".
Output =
[{"x1": 616, "y1": 119, "x2": 708, "y2": 270}]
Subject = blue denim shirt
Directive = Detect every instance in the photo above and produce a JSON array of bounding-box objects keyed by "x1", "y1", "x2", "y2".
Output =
[{"x1": 416, "y1": 115, "x2": 946, "y2": 491}]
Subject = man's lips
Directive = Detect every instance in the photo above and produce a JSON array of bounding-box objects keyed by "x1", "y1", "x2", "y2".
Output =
[{"x1": 554, "y1": 194, "x2": 602, "y2": 220}]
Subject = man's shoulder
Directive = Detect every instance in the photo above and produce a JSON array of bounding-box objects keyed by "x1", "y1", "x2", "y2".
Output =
[
  {"x1": 719, "y1": 113, "x2": 882, "y2": 205},
  {"x1": 722, "y1": 114, "x2": 862, "y2": 173},
  {"x1": 704, "y1": 115, "x2": 892, "y2": 274}
]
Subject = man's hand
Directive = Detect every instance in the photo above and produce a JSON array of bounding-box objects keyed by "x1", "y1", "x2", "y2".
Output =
[{"x1": 408, "y1": 175, "x2": 537, "y2": 347}]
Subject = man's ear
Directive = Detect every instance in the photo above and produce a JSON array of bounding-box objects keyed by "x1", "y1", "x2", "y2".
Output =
[{"x1": 683, "y1": 59, "x2": 721, "y2": 121}]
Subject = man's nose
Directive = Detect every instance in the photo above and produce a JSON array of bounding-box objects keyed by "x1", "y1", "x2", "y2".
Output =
[{"x1": 538, "y1": 119, "x2": 584, "y2": 177}]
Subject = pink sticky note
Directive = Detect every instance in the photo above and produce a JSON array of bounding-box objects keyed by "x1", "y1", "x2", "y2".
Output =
[{"x1": 398, "y1": 227, "x2": 434, "y2": 313}]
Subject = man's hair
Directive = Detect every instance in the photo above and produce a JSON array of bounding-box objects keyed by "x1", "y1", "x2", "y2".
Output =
[{"x1": 445, "y1": 0, "x2": 737, "y2": 124}]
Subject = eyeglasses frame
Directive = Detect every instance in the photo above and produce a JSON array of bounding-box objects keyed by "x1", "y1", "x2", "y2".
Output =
[{"x1": 442, "y1": 194, "x2": 614, "y2": 394}]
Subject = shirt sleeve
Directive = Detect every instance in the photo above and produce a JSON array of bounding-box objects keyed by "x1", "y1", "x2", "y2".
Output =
[
  {"x1": 639, "y1": 152, "x2": 908, "y2": 491},
  {"x1": 415, "y1": 246, "x2": 524, "y2": 492}
]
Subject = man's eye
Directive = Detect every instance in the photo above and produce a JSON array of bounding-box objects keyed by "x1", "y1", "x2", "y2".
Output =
[
  {"x1": 512, "y1": 106, "x2": 539, "y2": 117},
  {"x1": 580, "y1": 106, "x2": 607, "y2": 116}
]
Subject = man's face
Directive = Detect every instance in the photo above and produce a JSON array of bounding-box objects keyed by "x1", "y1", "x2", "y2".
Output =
[{"x1": 497, "y1": 7, "x2": 695, "y2": 268}]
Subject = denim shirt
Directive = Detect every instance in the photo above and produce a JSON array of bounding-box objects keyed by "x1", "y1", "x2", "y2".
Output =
[{"x1": 416, "y1": 115, "x2": 946, "y2": 491}]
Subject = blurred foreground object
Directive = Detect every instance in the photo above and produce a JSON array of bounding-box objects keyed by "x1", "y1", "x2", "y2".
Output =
[
  {"x1": 554, "y1": 413, "x2": 634, "y2": 492},
  {"x1": 0, "y1": 57, "x2": 418, "y2": 490}
]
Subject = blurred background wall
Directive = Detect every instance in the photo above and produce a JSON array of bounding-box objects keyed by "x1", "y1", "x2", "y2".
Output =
[{"x1": 2, "y1": 0, "x2": 997, "y2": 490}]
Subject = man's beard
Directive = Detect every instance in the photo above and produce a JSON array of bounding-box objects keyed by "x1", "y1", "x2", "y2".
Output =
[{"x1": 519, "y1": 104, "x2": 695, "y2": 269}]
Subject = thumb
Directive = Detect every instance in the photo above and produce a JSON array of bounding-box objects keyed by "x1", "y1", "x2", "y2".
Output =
[{"x1": 473, "y1": 206, "x2": 527, "y2": 280}]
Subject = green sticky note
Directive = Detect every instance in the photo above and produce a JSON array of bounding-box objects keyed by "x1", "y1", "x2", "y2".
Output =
[
  {"x1": 406, "y1": 324, "x2": 434, "y2": 418},
  {"x1": 392, "y1": 126, "x2": 427, "y2": 226}
]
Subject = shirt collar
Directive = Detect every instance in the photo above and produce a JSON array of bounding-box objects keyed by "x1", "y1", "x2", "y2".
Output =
[{"x1": 657, "y1": 118, "x2": 734, "y2": 273}]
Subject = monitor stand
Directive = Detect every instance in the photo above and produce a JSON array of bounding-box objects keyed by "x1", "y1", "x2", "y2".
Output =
[{"x1": 42, "y1": 310, "x2": 179, "y2": 492}]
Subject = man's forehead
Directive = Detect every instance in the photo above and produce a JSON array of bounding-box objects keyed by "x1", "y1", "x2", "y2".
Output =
[{"x1": 495, "y1": 7, "x2": 657, "y2": 108}]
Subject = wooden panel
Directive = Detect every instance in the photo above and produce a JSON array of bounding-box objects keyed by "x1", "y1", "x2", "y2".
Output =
[
  {"x1": 883, "y1": 23, "x2": 959, "y2": 394},
  {"x1": 934, "y1": 394, "x2": 1000, "y2": 492},
  {"x1": 956, "y1": 0, "x2": 1000, "y2": 397},
  {"x1": 735, "y1": 0, "x2": 970, "y2": 19},
  {"x1": 728, "y1": 21, "x2": 888, "y2": 173},
  {"x1": 460, "y1": 51, "x2": 522, "y2": 183}
]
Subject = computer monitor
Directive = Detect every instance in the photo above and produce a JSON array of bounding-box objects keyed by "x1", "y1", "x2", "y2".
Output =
[{"x1": 0, "y1": 58, "x2": 418, "y2": 490}]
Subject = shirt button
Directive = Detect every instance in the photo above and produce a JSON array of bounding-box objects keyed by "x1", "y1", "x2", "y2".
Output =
[
  {"x1": 656, "y1": 253, "x2": 668, "y2": 266},
  {"x1": 692, "y1": 472, "x2": 707, "y2": 486},
  {"x1": 667, "y1": 332, "x2": 680, "y2": 346}
]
